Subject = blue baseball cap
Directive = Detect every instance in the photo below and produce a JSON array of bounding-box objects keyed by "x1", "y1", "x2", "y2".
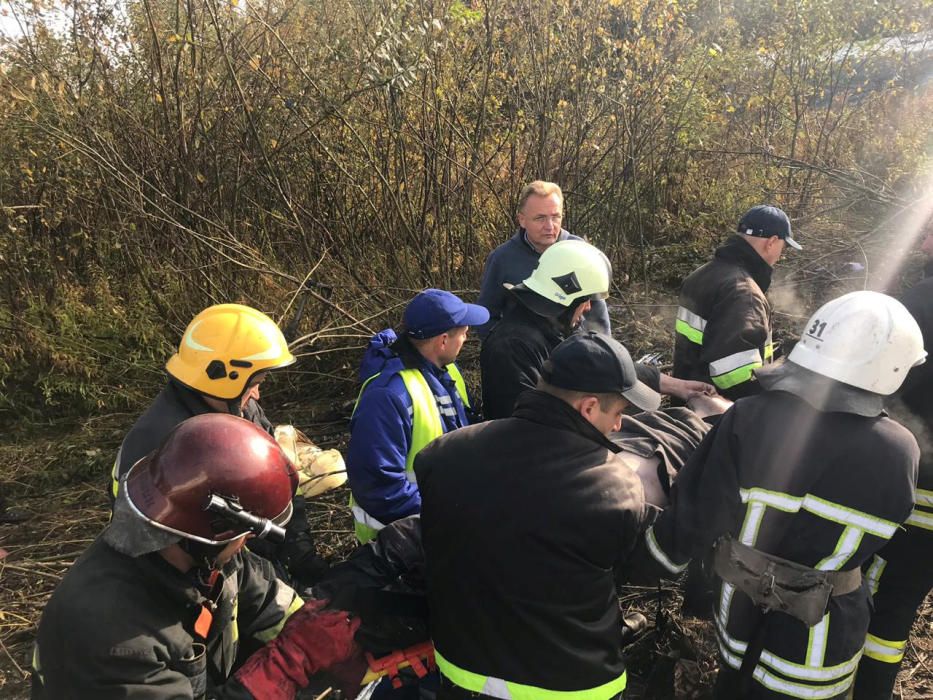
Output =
[
  {"x1": 738, "y1": 205, "x2": 801, "y2": 250},
  {"x1": 403, "y1": 289, "x2": 490, "y2": 339}
]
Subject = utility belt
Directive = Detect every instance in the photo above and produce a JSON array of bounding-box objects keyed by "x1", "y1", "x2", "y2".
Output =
[{"x1": 712, "y1": 535, "x2": 862, "y2": 627}]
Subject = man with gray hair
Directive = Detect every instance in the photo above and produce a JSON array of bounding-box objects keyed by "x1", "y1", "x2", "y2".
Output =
[{"x1": 476, "y1": 180, "x2": 610, "y2": 337}]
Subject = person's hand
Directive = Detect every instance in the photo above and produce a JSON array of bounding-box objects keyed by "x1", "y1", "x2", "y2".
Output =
[
  {"x1": 686, "y1": 393, "x2": 733, "y2": 418},
  {"x1": 233, "y1": 598, "x2": 362, "y2": 700},
  {"x1": 276, "y1": 599, "x2": 360, "y2": 668},
  {"x1": 326, "y1": 647, "x2": 370, "y2": 698},
  {"x1": 658, "y1": 374, "x2": 717, "y2": 401}
]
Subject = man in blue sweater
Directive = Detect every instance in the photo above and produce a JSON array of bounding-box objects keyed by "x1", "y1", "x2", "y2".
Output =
[
  {"x1": 477, "y1": 180, "x2": 611, "y2": 338},
  {"x1": 346, "y1": 289, "x2": 488, "y2": 544}
]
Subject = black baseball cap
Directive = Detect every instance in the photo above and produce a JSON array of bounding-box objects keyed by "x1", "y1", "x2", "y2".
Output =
[
  {"x1": 737, "y1": 205, "x2": 801, "y2": 250},
  {"x1": 540, "y1": 331, "x2": 661, "y2": 411}
]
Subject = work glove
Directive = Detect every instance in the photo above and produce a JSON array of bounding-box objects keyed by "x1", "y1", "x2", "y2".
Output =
[{"x1": 233, "y1": 598, "x2": 364, "y2": 700}]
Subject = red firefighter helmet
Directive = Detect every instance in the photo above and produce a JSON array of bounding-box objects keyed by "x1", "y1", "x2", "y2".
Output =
[{"x1": 124, "y1": 413, "x2": 299, "y2": 545}]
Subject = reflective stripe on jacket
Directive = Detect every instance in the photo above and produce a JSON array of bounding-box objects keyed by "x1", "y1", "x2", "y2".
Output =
[
  {"x1": 673, "y1": 235, "x2": 774, "y2": 400},
  {"x1": 435, "y1": 648, "x2": 626, "y2": 700}
]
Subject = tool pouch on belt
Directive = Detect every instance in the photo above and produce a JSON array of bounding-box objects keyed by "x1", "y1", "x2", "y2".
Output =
[{"x1": 712, "y1": 536, "x2": 861, "y2": 627}]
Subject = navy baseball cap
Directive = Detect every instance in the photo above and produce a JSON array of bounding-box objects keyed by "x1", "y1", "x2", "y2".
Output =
[
  {"x1": 541, "y1": 332, "x2": 661, "y2": 411},
  {"x1": 738, "y1": 205, "x2": 801, "y2": 250},
  {"x1": 403, "y1": 289, "x2": 490, "y2": 339}
]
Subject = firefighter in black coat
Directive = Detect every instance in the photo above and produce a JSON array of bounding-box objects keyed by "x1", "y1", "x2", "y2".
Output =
[
  {"x1": 112, "y1": 303, "x2": 328, "y2": 586},
  {"x1": 34, "y1": 414, "x2": 363, "y2": 699},
  {"x1": 638, "y1": 291, "x2": 925, "y2": 699},
  {"x1": 418, "y1": 332, "x2": 664, "y2": 699},
  {"x1": 854, "y1": 239, "x2": 933, "y2": 699},
  {"x1": 673, "y1": 205, "x2": 801, "y2": 400}
]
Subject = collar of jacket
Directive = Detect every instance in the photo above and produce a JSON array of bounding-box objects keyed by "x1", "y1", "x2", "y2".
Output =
[
  {"x1": 755, "y1": 361, "x2": 885, "y2": 417},
  {"x1": 517, "y1": 227, "x2": 572, "y2": 253},
  {"x1": 168, "y1": 378, "x2": 226, "y2": 415},
  {"x1": 503, "y1": 292, "x2": 567, "y2": 343},
  {"x1": 511, "y1": 389, "x2": 623, "y2": 453},
  {"x1": 392, "y1": 333, "x2": 449, "y2": 379},
  {"x1": 714, "y1": 234, "x2": 774, "y2": 293},
  {"x1": 100, "y1": 535, "x2": 237, "y2": 615}
]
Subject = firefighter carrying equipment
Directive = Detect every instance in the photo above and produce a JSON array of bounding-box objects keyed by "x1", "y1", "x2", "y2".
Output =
[
  {"x1": 788, "y1": 291, "x2": 926, "y2": 396},
  {"x1": 166, "y1": 303, "x2": 296, "y2": 401},
  {"x1": 124, "y1": 413, "x2": 299, "y2": 547},
  {"x1": 509, "y1": 239, "x2": 612, "y2": 311},
  {"x1": 274, "y1": 425, "x2": 348, "y2": 497},
  {"x1": 713, "y1": 536, "x2": 862, "y2": 628}
]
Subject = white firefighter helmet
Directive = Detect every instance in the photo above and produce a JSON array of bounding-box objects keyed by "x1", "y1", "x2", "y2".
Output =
[
  {"x1": 788, "y1": 291, "x2": 926, "y2": 395},
  {"x1": 520, "y1": 239, "x2": 612, "y2": 307}
]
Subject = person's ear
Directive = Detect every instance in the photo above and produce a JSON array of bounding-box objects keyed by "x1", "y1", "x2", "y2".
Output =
[{"x1": 578, "y1": 395, "x2": 599, "y2": 421}]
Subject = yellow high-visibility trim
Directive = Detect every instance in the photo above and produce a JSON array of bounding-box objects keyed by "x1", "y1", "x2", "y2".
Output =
[
  {"x1": 710, "y1": 349, "x2": 763, "y2": 390},
  {"x1": 350, "y1": 363, "x2": 469, "y2": 543},
  {"x1": 863, "y1": 634, "x2": 906, "y2": 664},
  {"x1": 435, "y1": 649, "x2": 626, "y2": 699},
  {"x1": 675, "y1": 319, "x2": 704, "y2": 345},
  {"x1": 253, "y1": 593, "x2": 304, "y2": 643}
]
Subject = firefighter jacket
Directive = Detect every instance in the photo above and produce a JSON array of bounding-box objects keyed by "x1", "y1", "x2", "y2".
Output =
[
  {"x1": 638, "y1": 389, "x2": 919, "y2": 699},
  {"x1": 346, "y1": 330, "x2": 472, "y2": 543},
  {"x1": 853, "y1": 272, "x2": 933, "y2": 698},
  {"x1": 415, "y1": 389, "x2": 655, "y2": 698},
  {"x1": 674, "y1": 235, "x2": 775, "y2": 399},
  {"x1": 111, "y1": 379, "x2": 325, "y2": 586},
  {"x1": 112, "y1": 379, "x2": 274, "y2": 496},
  {"x1": 477, "y1": 228, "x2": 611, "y2": 338},
  {"x1": 32, "y1": 537, "x2": 303, "y2": 699},
  {"x1": 480, "y1": 298, "x2": 661, "y2": 420}
]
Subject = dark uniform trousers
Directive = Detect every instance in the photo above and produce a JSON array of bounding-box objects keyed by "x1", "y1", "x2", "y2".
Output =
[{"x1": 853, "y1": 484, "x2": 933, "y2": 699}]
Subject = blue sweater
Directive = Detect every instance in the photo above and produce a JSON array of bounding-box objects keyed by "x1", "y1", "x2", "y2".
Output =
[
  {"x1": 346, "y1": 329, "x2": 471, "y2": 524},
  {"x1": 476, "y1": 229, "x2": 612, "y2": 337}
]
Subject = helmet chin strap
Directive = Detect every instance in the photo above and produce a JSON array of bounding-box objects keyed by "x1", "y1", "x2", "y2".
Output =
[
  {"x1": 559, "y1": 297, "x2": 589, "y2": 334},
  {"x1": 180, "y1": 538, "x2": 229, "y2": 574}
]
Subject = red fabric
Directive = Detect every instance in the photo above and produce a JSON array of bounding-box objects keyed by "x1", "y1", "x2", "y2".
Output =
[
  {"x1": 325, "y1": 647, "x2": 370, "y2": 696},
  {"x1": 234, "y1": 600, "x2": 362, "y2": 700}
]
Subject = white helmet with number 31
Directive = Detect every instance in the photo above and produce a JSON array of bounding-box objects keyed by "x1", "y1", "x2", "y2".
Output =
[{"x1": 788, "y1": 291, "x2": 926, "y2": 396}]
